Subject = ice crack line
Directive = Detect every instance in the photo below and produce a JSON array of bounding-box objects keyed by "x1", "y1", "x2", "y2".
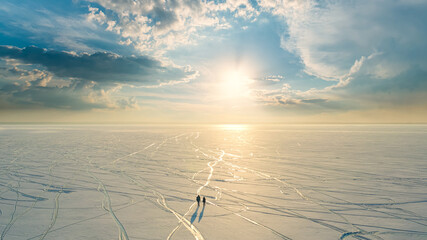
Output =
[
  {"x1": 1, "y1": 185, "x2": 19, "y2": 240},
  {"x1": 38, "y1": 191, "x2": 61, "y2": 240},
  {"x1": 88, "y1": 170, "x2": 129, "y2": 240},
  {"x1": 167, "y1": 203, "x2": 197, "y2": 240},
  {"x1": 197, "y1": 150, "x2": 224, "y2": 195},
  {"x1": 155, "y1": 192, "x2": 204, "y2": 240},
  {"x1": 112, "y1": 142, "x2": 155, "y2": 165},
  {"x1": 168, "y1": 149, "x2": 224, "y2": 239}
]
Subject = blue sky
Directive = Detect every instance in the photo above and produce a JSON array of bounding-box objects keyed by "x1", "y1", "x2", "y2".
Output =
[{"x1": 0, "y1": 0, "x2": 426, "y2": 123}]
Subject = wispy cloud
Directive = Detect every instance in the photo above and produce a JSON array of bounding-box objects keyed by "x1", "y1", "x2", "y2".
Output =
[
  {"x1": 0, "y1": 1, "x2": 118, "y2": 52},
  {"x1": 263, "y1": 0, "x2": 427, "y2": 81},
  {"x1": 249, "y1": 0, "x2": 427, "y2": 115}
]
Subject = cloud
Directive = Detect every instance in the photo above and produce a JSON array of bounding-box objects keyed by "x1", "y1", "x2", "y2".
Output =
[
  {"x1": 0, "y1": 45, "x2": 197, "y2": 110},
  {"x1": 251, "y1": 82, "x2": 329, "y2": 107},
  {"x1": 0, "y1": 1, "x2": 121, "y2": 52},
  {"x1": 4, "y1": 86, "x2": 107, "y2": 110},
  {"x1": 116, "y1": 96, "x2": 139, "y2": 110},
  {"x1": 300, "y1": 98, "x2": 327, "y2": 104},
  {"x1": 0, "y1": 69, "x2": 109, "y2": 110},
  {"x1": 260, "y1": 0, "x2": 427, "y2": 82},
  {"x1": 1, "y1": 66, "x2": 94, "y2": 110},
  {"x1": 264, "y1": 75, "x2": 284, "y2": 82},
  {"x1": 259, "y1": 67, "x2": 427, "y2": 113},
  {"x1": 0, "y1": 45, "x2": 195, "y2": 85},
  {"x1": 340, "y1": 67, "x2": 427, "y2": 104},
  {"x1": 0, "y1": 77, "x2": 139, "y2": 111},
  {"x1": 86, "y1": 0, "x2": 259, "y2": 53},
  {"x1": 250, "y1": 0, "x2": 427, "y2": 115}
]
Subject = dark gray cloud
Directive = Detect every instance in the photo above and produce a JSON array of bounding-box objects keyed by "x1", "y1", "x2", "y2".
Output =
[
  {"x1": 0, "y1": 45, "x2": 189, "y2": 84},
  {"x1": 0, "y1": 79, "x2": 106, "y2": 110},
  {"x1": 7, "y1": 86, "x2": 107, "y2": 110},
  {"x1": 275, "y1": 96, "x2": 297, "y2": 105},
  {"x1": 0, "y1": 45, "x2": 197, "y2": 110},
  {"x1": 300, "y1": 98, "x2": 327, "y2": 104},
  {"x1": 0, "y1": 67, "x2": 110, "y2": 110}
]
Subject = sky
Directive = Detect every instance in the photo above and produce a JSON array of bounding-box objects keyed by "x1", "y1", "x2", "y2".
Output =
[{"x1": 0, "y1": 0, "x2": 426, "y2": 123}]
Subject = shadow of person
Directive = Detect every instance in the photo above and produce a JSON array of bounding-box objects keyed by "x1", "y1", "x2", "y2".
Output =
[
  {"x1": 198, "y1": 205, "x2": 205, "y2": 222},
  {"x1": 191, "y1": 206, "x2": 199, "y2": 224}
]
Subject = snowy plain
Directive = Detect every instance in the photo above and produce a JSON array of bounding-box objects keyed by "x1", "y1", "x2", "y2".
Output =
[{"x1": 0, "y1": 124, "x2": 426, "y2": 240}]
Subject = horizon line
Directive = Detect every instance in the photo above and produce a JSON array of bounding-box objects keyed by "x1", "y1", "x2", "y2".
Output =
[{"x1": 1, "y1": 122, "x2": 426, "y2": 125}]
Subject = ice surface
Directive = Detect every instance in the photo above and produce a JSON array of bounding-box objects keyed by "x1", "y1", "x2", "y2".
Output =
[{"x1": 0, "y1": 124, "x2": 426, "y2": 240}]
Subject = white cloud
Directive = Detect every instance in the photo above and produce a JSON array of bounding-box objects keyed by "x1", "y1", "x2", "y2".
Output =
[
  {"x1": 264, "y1": 75, "x2": 284, "y2": 82},
  {"x1": 87, "y1": 6, "x2": 107, "y2": 23},
  {"x1": 248, "y1": 0, "x2": 427, "y2": 112},
  {"x1": 259, "y1": 0, "x2": 427, "y2": 82},
  {"x1": 87, "y1": 0, "x2": 259, "y2": 53}
]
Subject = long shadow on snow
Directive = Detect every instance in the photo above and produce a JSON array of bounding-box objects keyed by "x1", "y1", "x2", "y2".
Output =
[
  {"x1": 198, "y1": 205, "x2": 205, "y2": 222},
  {"x1": 191, "y1": 206, "x2": 199, "y2": 224}
]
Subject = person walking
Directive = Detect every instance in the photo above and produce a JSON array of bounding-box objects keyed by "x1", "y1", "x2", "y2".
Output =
[
  {"x1": 202, "y1": 196, "x2": 206, "y2": 206},
  {"x1": 196, "y1": 195, "x2": 201, "y2": 206}
]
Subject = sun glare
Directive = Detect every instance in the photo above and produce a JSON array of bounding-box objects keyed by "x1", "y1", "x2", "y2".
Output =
[{"x1": 219, "y1": 69, "x2": 251, "y2": 100}]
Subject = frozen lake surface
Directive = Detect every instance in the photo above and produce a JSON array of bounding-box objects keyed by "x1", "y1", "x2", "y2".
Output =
[{"x1": 0, "y1": 124, "x2": 426, "y2": 240}]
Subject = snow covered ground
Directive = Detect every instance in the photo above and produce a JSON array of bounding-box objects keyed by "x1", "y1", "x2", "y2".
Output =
[{"x1": 0, "y1": 124, "x2": 426, "y2": 240}]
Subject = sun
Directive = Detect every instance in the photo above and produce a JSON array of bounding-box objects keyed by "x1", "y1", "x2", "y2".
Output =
[{"x1": 219, "y1": 69, "x2": 251, "y2": 100}]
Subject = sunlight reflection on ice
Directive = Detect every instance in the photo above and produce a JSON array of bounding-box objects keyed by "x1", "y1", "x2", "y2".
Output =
[{"x1": 217, "y1": 124, "x2": 249, "y2": 131}]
